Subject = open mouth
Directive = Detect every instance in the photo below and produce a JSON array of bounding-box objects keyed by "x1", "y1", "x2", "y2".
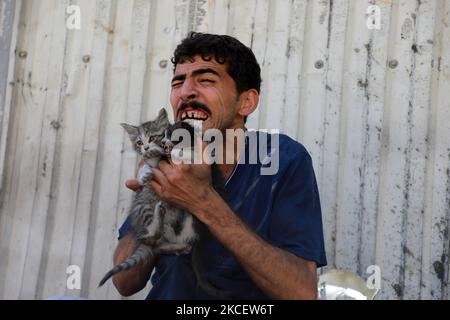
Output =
[
  {"x1": 180, "y1": 109, "x2": 209, "y2": 121},
  {"x1": 164, "y1": 144, "x2": 173, "y2": 154}
]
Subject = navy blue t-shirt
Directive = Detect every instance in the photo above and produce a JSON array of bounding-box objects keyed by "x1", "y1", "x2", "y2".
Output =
[{"x1": 118, "y1": 130, "x2": 327, "y2": 299}]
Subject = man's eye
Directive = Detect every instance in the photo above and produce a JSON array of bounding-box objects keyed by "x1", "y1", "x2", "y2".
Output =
[
  {"x1": 200, "y1": 79, "x2": 214, "y2": 83},
  {"x1": 172, "y1": 81, "x2": 182, "y2": 87}
]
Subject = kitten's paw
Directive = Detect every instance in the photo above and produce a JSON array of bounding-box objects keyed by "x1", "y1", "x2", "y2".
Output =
[
  {"x1": 177, "y1": 245, "x2": 192, "y2": 255},
  {"x1": 138, "y1": 164, "x2": 153, "y2": 185}
]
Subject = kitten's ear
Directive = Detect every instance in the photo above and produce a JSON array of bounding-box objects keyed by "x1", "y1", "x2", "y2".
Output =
[
  {"x1": 120, "y1": 123, "x2": 139, "y2": 137},
  {"x1": 156, "y1": 108, "x2": 170, "y2": 126}
]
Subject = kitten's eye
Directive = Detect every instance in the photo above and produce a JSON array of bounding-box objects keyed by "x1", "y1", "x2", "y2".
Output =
[{"x1": 136, "y1": 141, "x2": 143, "y2": 146}]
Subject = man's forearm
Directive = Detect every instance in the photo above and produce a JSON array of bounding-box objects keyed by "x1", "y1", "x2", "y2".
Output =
[
  {"x1": 112, "y1": 233, "x2": 155, "y2": 296},
  {"x1": 192, "y1": 188, "x2": 318, "y2": 300}
]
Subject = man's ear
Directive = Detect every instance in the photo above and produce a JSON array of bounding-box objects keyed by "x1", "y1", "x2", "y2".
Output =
[{"x1": 237, "y1": 89, "x2": 259, "y2": 118}]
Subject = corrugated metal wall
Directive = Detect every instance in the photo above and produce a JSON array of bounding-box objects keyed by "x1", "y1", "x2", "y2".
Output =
[{"x1": 0, "y1": 0, "x2": 449, "y2": 300}]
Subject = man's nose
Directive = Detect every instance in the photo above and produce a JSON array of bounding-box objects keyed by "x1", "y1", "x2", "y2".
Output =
[{"x1": 179, "y1": 79, "x2": 198, "y2": 101}]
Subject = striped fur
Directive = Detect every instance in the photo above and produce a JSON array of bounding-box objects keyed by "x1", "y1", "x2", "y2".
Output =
[
  {"x1": 99, "y1": 110, "x2": 230, "y2": 298},
  {"x1": 99, "y1": 109, "x2": 197, "y2": 287}
]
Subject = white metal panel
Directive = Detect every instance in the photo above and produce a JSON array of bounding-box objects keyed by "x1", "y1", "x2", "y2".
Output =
[
  {"x1": 422, "y1": 0, "x2": 450, "y2": 300},
  {"x1": 402, "y1": 0, "x2": 436, "y2": 300},
  {"x1": 0, "y1": 0, "x2": 18, "y2": 193},
  {"x1": 0, "y1": 0, "x2": 449, "y2": 300},
  {"x1": 0, "y1": 0, "x2": 20, "y2": 298},
  {"x1": 235, "y1": 0, "x2": 269, "y2": 131},
  {"x1": 258, "y1": 0, "x2": 291, "y2": 131},
  {"x1": 319, "y1": 0, "x2": 349, "y2": 276}
]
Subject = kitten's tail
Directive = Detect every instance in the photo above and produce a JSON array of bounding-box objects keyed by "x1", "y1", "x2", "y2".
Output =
[
  {"x1": 98, "y1": 244, "x2": 152, "y2": 287},
  {"x1": 192, "y1": 220, "x2": 233, "y2": 299}
]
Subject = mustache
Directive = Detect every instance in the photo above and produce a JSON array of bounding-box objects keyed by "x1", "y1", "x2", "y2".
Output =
[{"x1": 177, "y1": 101, "x2": 211, "y2": 117}]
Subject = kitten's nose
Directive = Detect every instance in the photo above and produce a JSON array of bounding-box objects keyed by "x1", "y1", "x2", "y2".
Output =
[{"x1": 144, "y1": 146, "x2": 149, "y2": 151}]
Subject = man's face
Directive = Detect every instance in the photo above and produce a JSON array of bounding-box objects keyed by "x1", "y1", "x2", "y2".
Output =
[{"x1": 170, "y1": 55, "x2": 243, "y2": 131}]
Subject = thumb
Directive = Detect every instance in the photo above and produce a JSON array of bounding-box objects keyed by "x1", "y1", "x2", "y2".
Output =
[{"x1": 125, "y1": 179, "x2": 142, "y2": 191}]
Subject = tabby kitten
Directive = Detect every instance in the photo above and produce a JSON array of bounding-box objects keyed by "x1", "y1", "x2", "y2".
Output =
[
  {"x1": 98, "y1": 109, "x2": 198, "y2": 287},
  {"x1": 99, "y1": 109, "x2": 231, "y2": 298}
]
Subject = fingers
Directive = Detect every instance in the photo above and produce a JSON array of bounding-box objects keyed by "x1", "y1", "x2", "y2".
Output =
[
  {"x1": 160, "y1": 158, "x2": 192, "y2": 174},
  {"x1": 148, "y1": 168, "x2": 166, "y2": 197},
  {"x1": 126, "y1": 160, "x2": 173, "y2": 194},
  {"x1": 149, "y1": 180, "x2": 162, "y2": 196},
  {"x1": 150, "y1": 167, "x2": 167, "y2": 184},
  {"x1": 125, "y1": 179, "x2": 142, "y2": 191},
  {"x1": 158, "y1": 159, "x2": 174, "y2": 171}
]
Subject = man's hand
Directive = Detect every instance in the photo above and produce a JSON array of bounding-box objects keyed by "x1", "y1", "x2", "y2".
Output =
[
  {"x1": 125, "y1": 159, "x2": 214, "y2": 217},
  {"x1": 149, "y1": 160, "x2": 216, "y2": 222}
]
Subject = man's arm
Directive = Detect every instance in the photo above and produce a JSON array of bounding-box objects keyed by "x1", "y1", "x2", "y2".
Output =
[
  {"x1": 193, "y1": 187, "x2": 317, "y2": 299},
  {"x1": 149, "y1": 162, "x2": 318, "y2": 300},
  {"x1": 112, "y1": 233, "x2": 155, "y2": 296}
]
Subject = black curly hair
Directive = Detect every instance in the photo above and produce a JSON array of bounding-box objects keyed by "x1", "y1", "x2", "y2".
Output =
[{"x1": 171, "y1": 32, "x2": 262, "y2": 95}]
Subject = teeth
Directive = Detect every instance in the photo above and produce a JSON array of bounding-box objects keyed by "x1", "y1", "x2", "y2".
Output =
[{"x1": 180, "y1": 110, "x2": 208, "y2": 121}]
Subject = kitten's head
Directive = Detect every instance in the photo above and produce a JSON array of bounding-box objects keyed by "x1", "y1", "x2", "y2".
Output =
[
  {"x1": 162, "y1": 121, "x2": 198, "y2": 154},
  {"x1": 121, "y1": 108, "x2": 170, "y2": 158}
]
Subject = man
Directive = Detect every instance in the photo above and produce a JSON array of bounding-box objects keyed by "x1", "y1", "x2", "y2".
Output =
[{"x1": 112, "y1": 32, "x2": 327, "y2": 299}]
